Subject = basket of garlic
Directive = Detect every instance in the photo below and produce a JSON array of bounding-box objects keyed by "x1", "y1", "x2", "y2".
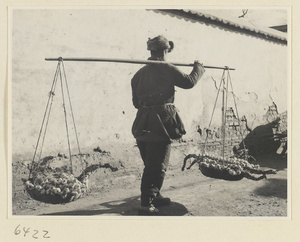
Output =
[
  {"x1": 199, "y1": 155, "x2": 248, "y2": 180},
  {"x1": 24, "y1": 163, "x2": 117, "y2": 204},
  {"x1": 24, "y1": 168, "x2": 87, "y2": 204},
  {"x1": 182, "y1": 154, "x2": 276, "y2": 181}
]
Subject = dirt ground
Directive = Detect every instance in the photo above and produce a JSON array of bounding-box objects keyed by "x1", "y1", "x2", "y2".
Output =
[{"x1": 11, "y1": 142, "x2": 287, "y2": 217}]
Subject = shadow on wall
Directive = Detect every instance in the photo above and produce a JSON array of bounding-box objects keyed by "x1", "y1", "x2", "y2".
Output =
[{"x1": 41, "y1": 195, "x2": 189, "y2": 216}]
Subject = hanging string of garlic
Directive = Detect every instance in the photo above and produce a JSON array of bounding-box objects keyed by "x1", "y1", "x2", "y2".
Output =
[{"x1": 182, "y1": 153, "x2": 276, "y2": 180}]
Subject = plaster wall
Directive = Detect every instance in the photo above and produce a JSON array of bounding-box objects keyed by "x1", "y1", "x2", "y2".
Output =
[{"x1": 11, "y1": 9, "x2": 288, "y2": 160}]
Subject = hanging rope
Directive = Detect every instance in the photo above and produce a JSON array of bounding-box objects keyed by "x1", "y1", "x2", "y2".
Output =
[
  {"x1": 30, "y1": 58, "x2": 85, "y2": 177},
  {"x1": 227, "y1": 71, "x2": 247, "y2": 156},
  {"x1": 38, "y1": 65, "x2": 60, "y2": 162},
  {"x1": 221, "y1": 71, "x2": 226, "y2": 158},
  {"x1": 59, "y1": 62, "x2": 73, "y2": 174},
  {"x1": 202, "y1": 69, "x2": 226, "y2": 154},
  {"x1": 222, "y1": 68, "x2": 230, "y2": 159},
  {"x1": 29, "y1": 62, "x2": 61, "y2": 179},
  {"x1": 61, "y1": 61, "x2": 84, "y2": 168},
  {"x1": 202, "y1": 68, "x2": 250, "y2": 160}
]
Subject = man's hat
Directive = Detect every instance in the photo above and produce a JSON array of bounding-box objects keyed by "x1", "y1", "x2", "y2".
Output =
[{"x1": 147, "y1": 35, "x2": 174, "y2": 53}]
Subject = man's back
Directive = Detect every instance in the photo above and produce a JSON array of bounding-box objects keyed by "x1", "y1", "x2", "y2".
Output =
[
  {"x1": 131, "y1": 60, "x2": 203, "y2": 108},
  {"x1": 131, "y1": 62, "x2": 176, "y2": 108}
]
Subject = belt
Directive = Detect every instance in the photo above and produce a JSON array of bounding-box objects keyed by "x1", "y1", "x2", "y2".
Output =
[{"x1": 140, "y1": 103, "x2": 175, "y2": 109}]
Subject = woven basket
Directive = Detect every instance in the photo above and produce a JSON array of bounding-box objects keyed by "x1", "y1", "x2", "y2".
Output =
[
  {"x1": 26, "y1": 186, "x2": 73, "y2": 204},
  {"x1": 199, "y1": 165, "x2": 244, "y2": 181},
  {"x1": 25, "y1": 174, "x2": 83, "y2": 204}
]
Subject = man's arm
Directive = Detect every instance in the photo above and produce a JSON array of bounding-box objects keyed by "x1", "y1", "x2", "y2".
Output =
[{"x1": 171, "y1": 61, "x2": 205, "y2": 89}]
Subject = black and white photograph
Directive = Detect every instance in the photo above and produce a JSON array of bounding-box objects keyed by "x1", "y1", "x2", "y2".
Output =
[
  {"x1": 3, "y1": 2, "x2": 299, "y2": 240},
  {"x1": 9, "y1": 7, "x2": 289, "y2": 218}
]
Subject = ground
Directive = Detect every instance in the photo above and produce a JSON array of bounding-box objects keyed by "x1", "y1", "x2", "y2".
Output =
[{"x1": 11, "y1": 142, "x2": 287, "y2": 217}]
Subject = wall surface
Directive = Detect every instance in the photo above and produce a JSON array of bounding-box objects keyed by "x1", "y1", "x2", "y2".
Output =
[{"x1": 11, "y1": 9, "x2": 288, "y2": 160}]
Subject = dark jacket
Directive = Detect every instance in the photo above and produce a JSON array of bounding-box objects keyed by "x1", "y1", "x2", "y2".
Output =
[{"x1": 131, "y1": 57, "x2": 204, "y2": 142}]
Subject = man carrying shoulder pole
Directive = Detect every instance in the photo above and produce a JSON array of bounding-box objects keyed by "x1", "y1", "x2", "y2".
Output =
[{"x1": 131, "y1": 35, "x2": 205, "y2": 215}]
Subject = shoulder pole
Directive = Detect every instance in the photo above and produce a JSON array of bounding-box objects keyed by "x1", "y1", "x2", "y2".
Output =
[{"x1": 45, "y1": 57, "x2": 235, "y2": 70}]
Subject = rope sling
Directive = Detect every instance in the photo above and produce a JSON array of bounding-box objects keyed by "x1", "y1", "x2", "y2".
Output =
[
  {"x1": 29, "y1": 58, "x2": 83, "y2": 179},
  {"x1": 182, "y1": 69, "x2": 276, "y2": 180},
  {"x1": 25, "y1": 58, "x2": 120, "y2": 204},
  {"x1": 202, "y1": 68, "x2": 247, "y2": 158},
  {"x1": 24, "y1": 59, "x2": 96, "y2": 204}
]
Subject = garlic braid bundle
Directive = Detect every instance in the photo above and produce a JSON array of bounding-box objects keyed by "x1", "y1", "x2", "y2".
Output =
[{"x1": 182, "y1": 154, "x2": 276, "y2": 181}]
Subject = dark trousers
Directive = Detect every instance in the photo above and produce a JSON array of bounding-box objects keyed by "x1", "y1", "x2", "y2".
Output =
[{"x1": 137, "y1": 141, "x2": 171, "y2": 206}]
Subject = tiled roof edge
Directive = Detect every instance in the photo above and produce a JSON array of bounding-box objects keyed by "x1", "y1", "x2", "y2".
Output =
[{"x1": 153, "y1": 9, "x2": 287, "y2": 45}]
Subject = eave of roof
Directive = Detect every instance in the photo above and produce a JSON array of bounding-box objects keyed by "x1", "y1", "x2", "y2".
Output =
[
  {"x1": 270, "y1": 25, "x2": 287, "y2": 33},
  {"x1": 152, "y1": 9, "x2": 287, "y2": 45}
]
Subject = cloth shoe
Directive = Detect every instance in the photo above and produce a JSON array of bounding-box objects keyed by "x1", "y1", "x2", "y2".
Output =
[
  {"x1": 152, "y1": 194, "x2": 171, "y2": 207},
  {"x1": 138, "y1": 204, "x2": 159, "y2": 216}
]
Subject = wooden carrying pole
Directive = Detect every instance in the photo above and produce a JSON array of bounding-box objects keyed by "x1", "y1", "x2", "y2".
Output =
[{"x1": 45, "y1": 57, "x2": 235, "y2": 70}]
